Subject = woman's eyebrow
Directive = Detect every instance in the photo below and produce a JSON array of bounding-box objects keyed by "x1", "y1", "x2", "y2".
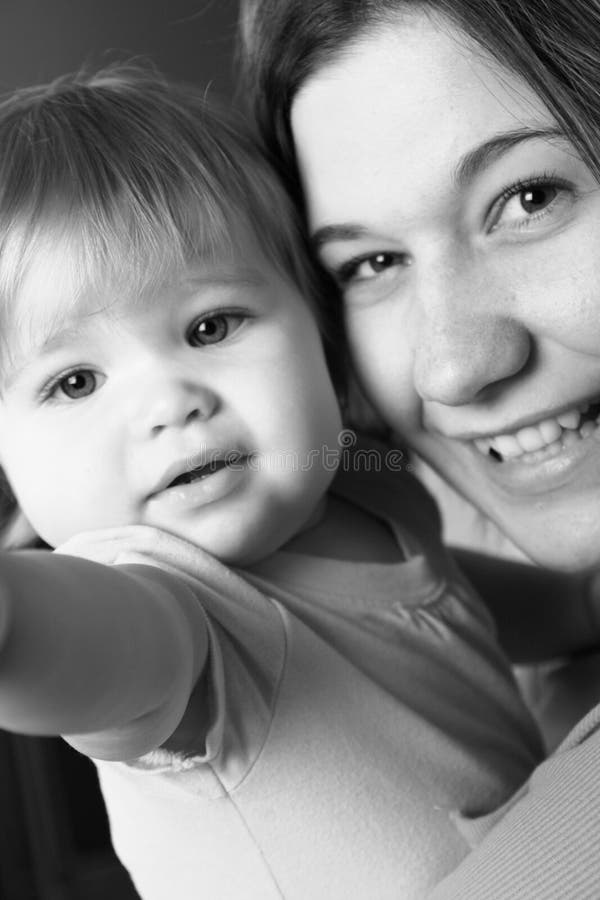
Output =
[
  {"x1": 454, "y1": 126, "x2": 564, "y2": 187},
  {"x1": 311, "y1": 224, "x2": 368, "y2": 251},
  {"x1": 311, "y1": 127, "x2": 565, "y2": 251}
]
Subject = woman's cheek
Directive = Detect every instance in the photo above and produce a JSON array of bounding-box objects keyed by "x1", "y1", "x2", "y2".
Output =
[
  {"x1": 500, "y1": 216, "x2": 600, "y2": 351},
  {"x1": 345, "y1": 304, "x2": 420, "y2": 432}
]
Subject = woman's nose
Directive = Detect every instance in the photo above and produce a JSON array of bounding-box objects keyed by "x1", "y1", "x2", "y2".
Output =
[
  {"x1": 412, "y1": 266, "x2": 532, "y2": 406},
  {"x1": 414, "y1": 314, "x2": 531, "y2": 405},
  {"x1": 129, "y1": 378, "x2": 219, "y2": 439}
]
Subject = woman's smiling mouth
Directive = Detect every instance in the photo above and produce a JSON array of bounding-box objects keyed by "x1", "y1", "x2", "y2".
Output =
[{"x1": 473, "y1": 400, "x2": 600, "y2": 463}]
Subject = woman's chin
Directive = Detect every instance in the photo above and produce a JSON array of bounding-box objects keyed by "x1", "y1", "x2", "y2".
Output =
[
  {"x1": 492, "y1": 502, "x2": 600, "y2": 573},
  {"x1": 414, "y1": 431, "x2": 600, "y2": 572}
]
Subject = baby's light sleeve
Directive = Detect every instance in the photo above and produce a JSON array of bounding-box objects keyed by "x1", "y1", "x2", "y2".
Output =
[
  {"x1": 56, "y1": 526, "x2": 287, "y2": 781},
  {"x1": 0, "y1": 550, "x2": 208, "y2": 761}
]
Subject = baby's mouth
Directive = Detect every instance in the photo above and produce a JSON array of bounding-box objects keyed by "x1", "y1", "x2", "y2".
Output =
[
  {"x1": 474, "y1": 401, "x2": 600, "y2": 463},
  {"x1": 166, "y1": 454, "x2": 245, "y2": 489}
]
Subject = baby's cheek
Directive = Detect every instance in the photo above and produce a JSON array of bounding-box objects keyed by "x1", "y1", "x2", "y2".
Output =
[{"x1": 22, "y1": 471, "x2": 115, "y2": 548}]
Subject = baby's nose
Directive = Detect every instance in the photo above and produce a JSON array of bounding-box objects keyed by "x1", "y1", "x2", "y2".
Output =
[{"x1": 130, "y1": 380, "x2": 219, "y2": 438}]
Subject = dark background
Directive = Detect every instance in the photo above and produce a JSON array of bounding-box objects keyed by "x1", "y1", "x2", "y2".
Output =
[
  {"x1": 0, "y1": 3, "x2": 239, "y2": 898},
  {"x1": 0, "y1": 0, "x2": 238, "y2": 98}
]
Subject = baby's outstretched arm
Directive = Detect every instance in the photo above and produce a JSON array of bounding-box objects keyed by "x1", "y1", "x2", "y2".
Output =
[{"x1": 0, "y1": 550, "x2": 208, "y2": 758}]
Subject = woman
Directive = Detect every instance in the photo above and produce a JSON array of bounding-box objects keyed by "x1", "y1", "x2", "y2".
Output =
[{"x1": 239, "y1": 1, "x2": 600, "y2": 896}]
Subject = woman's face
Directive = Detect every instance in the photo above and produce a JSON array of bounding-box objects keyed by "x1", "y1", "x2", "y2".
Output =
[{"x1": 292, "y1": 11, "x2": 600, "y2": 570}]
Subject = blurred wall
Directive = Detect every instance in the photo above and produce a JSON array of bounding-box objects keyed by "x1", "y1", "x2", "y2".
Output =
[{"x1": 0, "y1": 0, "x2": 238, "y2": 98}]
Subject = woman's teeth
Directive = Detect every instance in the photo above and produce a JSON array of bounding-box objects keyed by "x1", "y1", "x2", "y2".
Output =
[{"x1": 474, "y1": 402, "x2": 600, "y2": 462}]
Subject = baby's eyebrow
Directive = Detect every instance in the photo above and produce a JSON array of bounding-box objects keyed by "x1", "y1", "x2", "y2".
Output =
[
  {"x1": 3, "y1": 271, "x2": 268, "y2": 389},
  {"x1": 4, "y1": 322, "x2": 86, "y2": 390},
  {"x1": 182, "y1": 269, "x2": 268, "y2": 289}
]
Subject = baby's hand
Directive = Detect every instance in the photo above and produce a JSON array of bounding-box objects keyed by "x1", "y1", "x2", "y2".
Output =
[
  {"x1": 55, "y1": 524, "x2": 213, "y2": 581},
  {"x1": 55, "y1": 525, "x2": 173, "y2": 566}
]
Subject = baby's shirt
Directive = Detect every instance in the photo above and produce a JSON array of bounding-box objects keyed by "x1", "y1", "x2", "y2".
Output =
[{"x1": 69, "y1": 443, "x2": 542, "y2": 900}]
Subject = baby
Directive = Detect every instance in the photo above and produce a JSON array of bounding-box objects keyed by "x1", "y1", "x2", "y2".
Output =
[{"x1": 0, "y1": 67, "x2": 543, "y2": 899}]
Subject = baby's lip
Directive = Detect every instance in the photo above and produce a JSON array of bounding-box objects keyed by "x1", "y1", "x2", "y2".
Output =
[{"x1": 148, "y1": 451, "x2": 246, "y2": 498}]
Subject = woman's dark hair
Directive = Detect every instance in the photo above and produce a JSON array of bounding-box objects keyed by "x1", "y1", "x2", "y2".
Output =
[{"x1": 239, "y1": 0, "x2": 600, "y2": 192}]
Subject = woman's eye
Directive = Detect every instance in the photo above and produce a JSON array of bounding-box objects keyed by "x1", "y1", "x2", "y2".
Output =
[
  {"x1": 188, "y1": 314, "x2": 244, "y2": 347},
  {"x1": 56, "y1": 370, "x2": 97, "y2": 400},
  {"x1": 490, "y1": 180, "x2": 566, "y2": 231},
  {"x1": 518, "y1": 185, "x2": 557, "y2": 214},
  {"x1": 337, "y1": 252, "x2": 408, "y2": 285}
]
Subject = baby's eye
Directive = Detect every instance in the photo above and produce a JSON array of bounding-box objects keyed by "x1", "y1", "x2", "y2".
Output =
[
  {"x1": 56, "y1": 369, "x2": 97, "y2": 400},
  {"x1": 188, "y1": 313, "x2": 245, "y2": 347},
  {"x1": 336, "y1": 252, "x2": 409, "y2": 285},
  {"x1": 490, "y1": 179, "x2": 569, "y2": 232}
]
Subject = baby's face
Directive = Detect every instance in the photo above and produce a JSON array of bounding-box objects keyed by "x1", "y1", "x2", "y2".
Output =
[{"x1": 0, "y1": 240, "x2": 342, "y2": 565}]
